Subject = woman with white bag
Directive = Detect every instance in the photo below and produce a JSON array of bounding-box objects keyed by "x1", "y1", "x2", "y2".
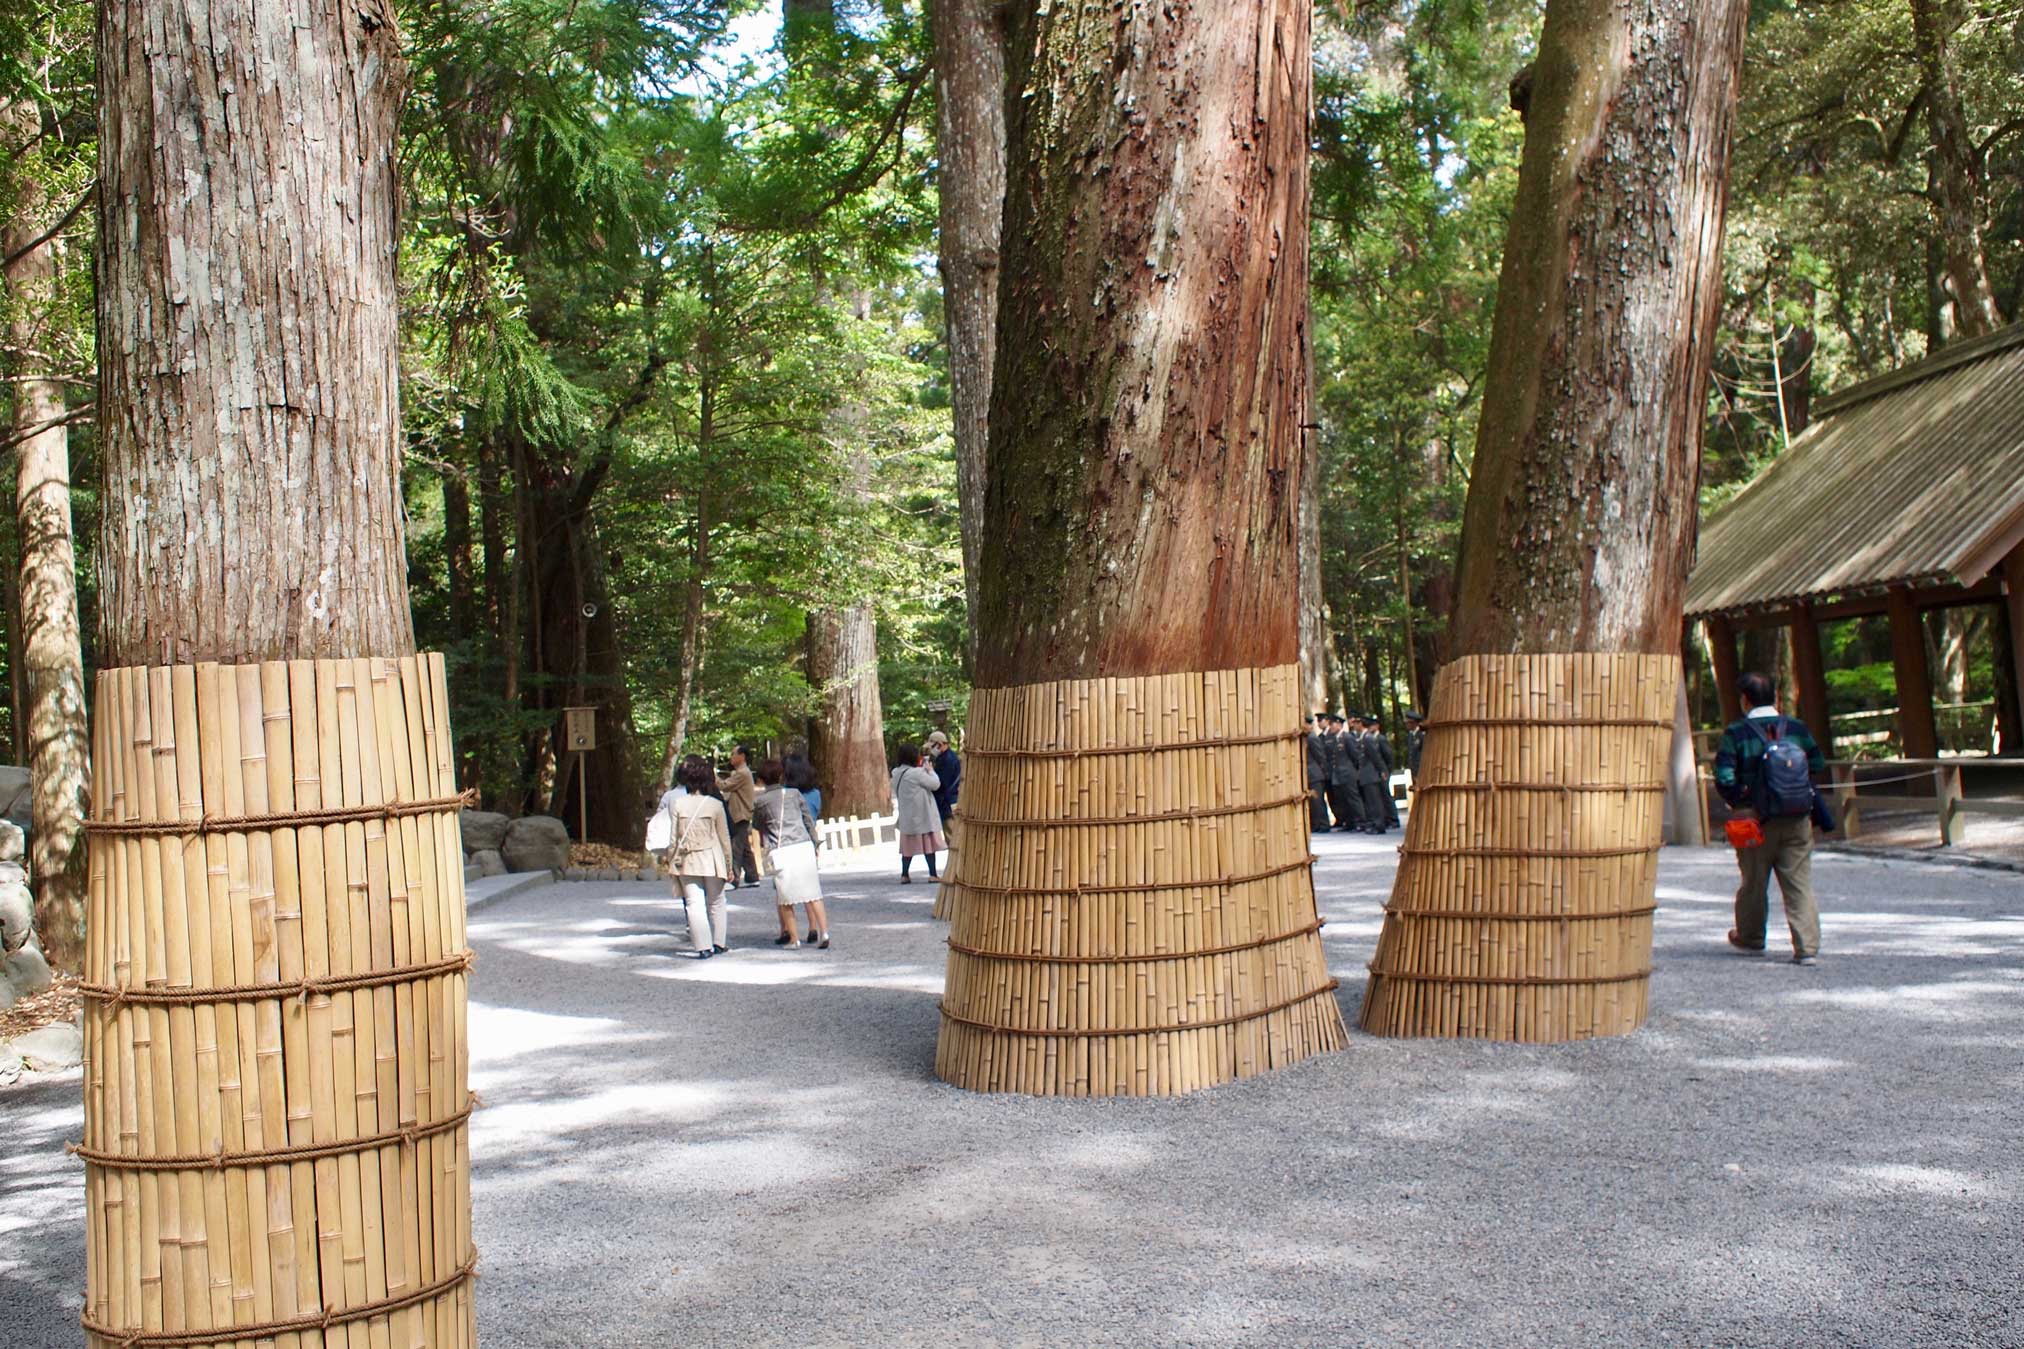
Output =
[
  {"x1": 752, "y1": 758, "x2": 829, "y2": 949},
  {"x1": 649, "y1": 758, "x2": 734, "y2": 958}
]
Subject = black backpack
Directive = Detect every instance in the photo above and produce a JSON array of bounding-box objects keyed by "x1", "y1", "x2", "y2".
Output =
[{"x1": 1747, "y1": 717, "x2": 1815, "y2": 818}]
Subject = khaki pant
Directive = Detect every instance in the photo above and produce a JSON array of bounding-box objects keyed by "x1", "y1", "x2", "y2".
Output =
[{"x1": 1733, "y1": 814, "x2": 1819, "y2": 958}]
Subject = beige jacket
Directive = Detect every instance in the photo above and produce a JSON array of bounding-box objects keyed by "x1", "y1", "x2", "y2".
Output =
[
  {"x1": 667, "y1": 793, "x2": 733, "y2": 879},
  {"x1": 716, "y1": 764, "x2": 756, "y2": 824}
]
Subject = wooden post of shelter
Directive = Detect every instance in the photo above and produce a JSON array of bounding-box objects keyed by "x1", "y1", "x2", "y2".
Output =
[
  {"x1": 1706, "y1": 614, "x2": 1743, "y2": 724},
  {"x1": 1886, "y1": 586, "x2": 1941, "y2": 764},
  {"x1": 1789, "y1": 601, "x2": 1834, "y2": 757},
  {"x1": 2002, "y1": 542, "x2": 2024, "y2": 752}
]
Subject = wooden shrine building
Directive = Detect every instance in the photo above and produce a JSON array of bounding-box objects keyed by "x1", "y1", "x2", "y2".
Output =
[{"x1": 1685, "y1": 322, "x2": 2024, "y2": 758}]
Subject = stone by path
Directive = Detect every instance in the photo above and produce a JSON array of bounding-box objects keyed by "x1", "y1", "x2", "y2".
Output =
[{"x1": 4, "y1": 832, "x2": 2020, "y2": 1346}]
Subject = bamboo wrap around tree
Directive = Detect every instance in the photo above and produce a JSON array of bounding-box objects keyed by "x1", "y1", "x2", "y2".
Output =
[
  {"x1": 1359, "y1": 653, "x2": 1676, "y2": 1039},
  {"x1": 1361, "y1": 0, "x2": 1747, "y2": 1040},
  {"x1": 935, "y1": 666, "x2": 1344, "y2": 1095},
  {"x1": 937, "y1": 0, "x2": 1344, "y2": 1094},
  {"x1": 80, "y1": 658, "x2": 476, "y2": 1347}
]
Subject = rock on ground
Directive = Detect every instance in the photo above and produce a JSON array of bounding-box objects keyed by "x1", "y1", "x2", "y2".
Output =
[
  {"x1": 0, "y1": 819, "x2": 23, "y2": 864},
  {"x1": 11, "y1": 1021, "x2": 81, "y2": 1071},
  {"x1": 471, "y1": 850, "x2": 507, "y2": 878},
  {"x1": 0, "y1": 880, "x2": 31, "y2": 951},
  {"x1": 500, "y1": 816, "x2": 570, "y2": 873},
  {"x1": 459, "y1": 810, "x2": 511, "y2": 855},
  {"x1": 1, "y1": 945, "x2": 53, "y2": 999}
]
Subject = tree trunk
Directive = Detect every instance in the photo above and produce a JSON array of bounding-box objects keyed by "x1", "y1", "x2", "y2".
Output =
[
  {"x1": 477, "y1": 439, "x2": 507, "y2": 631},
  {"x1": 1910, "y1": 0, "x2": 2004, "y2": 341},
  {"x1": 1449, "y1": 0, "x2": 1749, "y2": 656},
  {"x1": 3, "y1": 95, "x2": 89, "y2": 972},
  {"x1": 807, "y1": 606, "x2": 889, "y2": 817},
  {"x1": 96, "y1": 0, "x2": 414, "y2": 667},
  {"x1": 932, "y1": 0, "x2": 1007, "y2": 669},
  {"x1": 977, "y1": 0, "x2": 1311, "y2": 685},
  {"x1": 522, "y1": 472, "x2": 645, "y2": 843},
  {"x1": 443, "y1": 464, "x2": 479, "y2": 637},
  {"x1": 655, "y1": 496, "x2": 711, "y2": 796}
]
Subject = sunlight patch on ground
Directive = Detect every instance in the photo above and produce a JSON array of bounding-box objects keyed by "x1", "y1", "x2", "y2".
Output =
[
  {"x1": 474, "y1": 1080, "x2": 731, "y2": 1144},
  {"x1": 469, "y1": 1003, "x2": 647, "y2": 1065},
  {"x1": 1690, "y1": 1054, "x2": 1849, "y2": 1073},
  {"x1": 1837, "y1": 1163, "x2": 2007, "y2": 1200}
]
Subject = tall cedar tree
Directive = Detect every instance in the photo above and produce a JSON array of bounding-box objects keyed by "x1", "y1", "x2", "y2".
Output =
[
  {"x1": 978, "y1": 0, "x2": 1312, "y2": 686},
  {"x1": 788, "y1": 0, "x2": 892, "y2": 817},
  {"x1": 932, "y1": 0, "x2": 1006, "y2": 669},
  {"x1": 97, "y1": 0, "x2": 415, "y2": 663},
  {"x1": 3, "y1": 89, "x2": 89, "y2": 970},
  {"x1": 1449, "y1": 0, "x2": 1749, "y2": 655}
]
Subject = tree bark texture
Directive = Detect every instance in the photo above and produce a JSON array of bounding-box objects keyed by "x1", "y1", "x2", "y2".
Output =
[
  {"x1": 3, "y1": 96, "x2": 90, "y2": 972},
  {"x1": 807, "y1": 605, "x2": 890, "y2": 818},
  {"x1": 1448, "y1": 0, "x2": 1748, "y2": 657},
  {"x1": 1909, "y1": 0, "x2": 2004, "y2": 341},
  {"x1": 975, "y1": 0, "x2": 1312, "y2": 688},
  {"x1": 95, "y1": 0, "x2": 416, "y2": 667},
  {"x1": 932, "y1": 0, "x2": 1007, "y2": 667}
]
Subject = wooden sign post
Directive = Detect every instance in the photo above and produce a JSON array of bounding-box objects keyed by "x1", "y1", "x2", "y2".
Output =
[{"x1": 564, "y1": 706, "x2": 596, "y2": 844}]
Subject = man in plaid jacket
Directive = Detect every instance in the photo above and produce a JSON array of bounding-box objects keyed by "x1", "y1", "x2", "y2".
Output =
[{"x1": 1714, "y1": 672, "x2": 1827, "y2": 965}]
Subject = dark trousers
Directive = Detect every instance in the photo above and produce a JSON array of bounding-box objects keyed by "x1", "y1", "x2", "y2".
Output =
[
  {"x1": 1328, "y1": 782, "x2": 1364, "y2": 830},
  {"x1": 1309, "y1": 785, "x2": 1331, "y2": 833},
  {"x1": 729, "y1": 818, "x2": 759, "y2": 884},
  {"x1": 1360, "y1": 781, "x2": 1390, "y2": 831}
]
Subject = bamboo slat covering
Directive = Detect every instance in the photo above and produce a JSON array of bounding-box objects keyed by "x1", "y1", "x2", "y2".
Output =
[
  {"x1": 933, "y1": 664, "x2": 1346, "y2": 1096},
  {"x1": 80, "y1": 656, "x2": 475, "y2": 1348},
  {"x1": 1359, "y1": 651, "x2": 1679, "y2": 1042}
]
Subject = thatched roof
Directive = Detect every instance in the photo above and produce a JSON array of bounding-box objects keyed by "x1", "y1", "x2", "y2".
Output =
[{"x1": 1685, "y1": 323, "x2": 2024, "y2": 619}]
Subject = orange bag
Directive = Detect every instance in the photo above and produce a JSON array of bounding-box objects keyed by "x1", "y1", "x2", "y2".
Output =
[{"x1": 1724, "y1": 816, "x2": 1764, "y2": 849}]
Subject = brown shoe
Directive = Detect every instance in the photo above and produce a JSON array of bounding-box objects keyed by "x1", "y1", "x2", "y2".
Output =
[{"x1": 1727, "y1": 928, "x2": 1765, "y2": 954}]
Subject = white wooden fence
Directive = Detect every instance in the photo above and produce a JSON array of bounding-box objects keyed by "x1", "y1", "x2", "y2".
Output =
[{"x1": 816, "y1": 810, "x2": 899, "y2": 856}]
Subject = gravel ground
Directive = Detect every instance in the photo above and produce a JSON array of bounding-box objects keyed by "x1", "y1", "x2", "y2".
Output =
[{"x1": 5, "y1": 830, "x2": 2022, "y2": 1347}]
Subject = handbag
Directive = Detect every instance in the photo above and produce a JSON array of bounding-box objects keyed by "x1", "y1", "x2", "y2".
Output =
[{"x1": 644, "y1": 799, "x2": 674, "y2": 852}]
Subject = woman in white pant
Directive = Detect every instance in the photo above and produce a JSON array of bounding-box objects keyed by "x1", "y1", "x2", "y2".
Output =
[
  {"x1": 659, "y1": 758, "x2": 734, "y2": 958},
  {"x1": 752, "y1": 758, "x2": 829, "y2": 949}
]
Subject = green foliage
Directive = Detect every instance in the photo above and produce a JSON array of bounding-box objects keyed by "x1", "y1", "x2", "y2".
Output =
[{"x1": 1309, "y1": 1, "x2": 1532, "y2": 712}]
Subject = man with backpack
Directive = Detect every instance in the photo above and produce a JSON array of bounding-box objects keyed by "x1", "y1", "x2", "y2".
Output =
[{"x1": 1714, "y1": 672, "x2": 1828, "y2": 965}]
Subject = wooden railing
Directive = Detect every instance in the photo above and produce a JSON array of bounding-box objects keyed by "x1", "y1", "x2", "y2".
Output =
[
  {"x1": 1825, "y1": 759, "x2": 2024, "y2": 847},
  {"x1": 816, "y1": 809, "x2": 898, "y2": 856}
]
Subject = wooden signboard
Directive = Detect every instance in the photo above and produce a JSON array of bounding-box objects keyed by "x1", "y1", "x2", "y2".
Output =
[{"x1": 564, "y1": 705, "x2": 597, "y2": 752}]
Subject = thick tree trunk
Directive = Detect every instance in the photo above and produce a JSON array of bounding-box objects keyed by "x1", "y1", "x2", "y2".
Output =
[
  {"x1": 96, "y1": 0, "x2": 413, "y2": 666},
  {"x1": 932, "y1": 0, "x2": 1007, "y2": 667},
  {"x1": 977, "y1": 0, "x2": 1311, "y2": 685},
  {"x1": 3, "y1": 96, "x2": 89, "y2": 972},
  {"x1": 807, "y1": 605, "x2": 889, "y2": 817},
  {"x1": 523, "y1": 476, "x2": 645, "y2": 843},
  {"x1": 1910, "y1": 0, "x2": 2004, "y2": 341},
  {"x1": 1449, "y1": 0, "x2": 1748, "y2": 656}
]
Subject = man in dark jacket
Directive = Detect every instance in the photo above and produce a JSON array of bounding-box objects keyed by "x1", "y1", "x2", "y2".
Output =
[
  {"x1": 1404, "y1": 710, "x2": 1426, "y2": 782},
  {"x1": 1305, "y1": 716, "x2": 1332, "y2": 832},
  {"x1": 1366, "y1": 716, "x2": 1400, "y2": 829},
  {"x1": 926, "y1": 730, "x2": 962, "y2": 839},
  {"x1": 1347, "y1": 715, "x2": 1383, "y2": 832},
  {"x1": 1714, "y1": 671, "x2": 1826, "y2": 965},
  {"x1": 1326, "y1": 713, "x2": 1365, "y2": 831}
]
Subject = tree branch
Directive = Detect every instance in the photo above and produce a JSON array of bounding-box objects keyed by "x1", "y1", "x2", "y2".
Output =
[
  {"x1": 0, "y1": 401, "x2": 93, "y2": 454},
  {"x1": 0, "y1": 179, "x2": 96, "y2": 274}
]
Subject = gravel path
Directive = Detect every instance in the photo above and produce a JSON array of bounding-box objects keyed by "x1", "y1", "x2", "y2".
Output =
[{"x1": 6, "y1": 832, "x2": 2021, "y2": 1346}]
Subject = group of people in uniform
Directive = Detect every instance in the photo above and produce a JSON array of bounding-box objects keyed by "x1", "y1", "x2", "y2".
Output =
[{"x1": 1305, "y1": 710, "x2": 1415, "y2": 835}]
